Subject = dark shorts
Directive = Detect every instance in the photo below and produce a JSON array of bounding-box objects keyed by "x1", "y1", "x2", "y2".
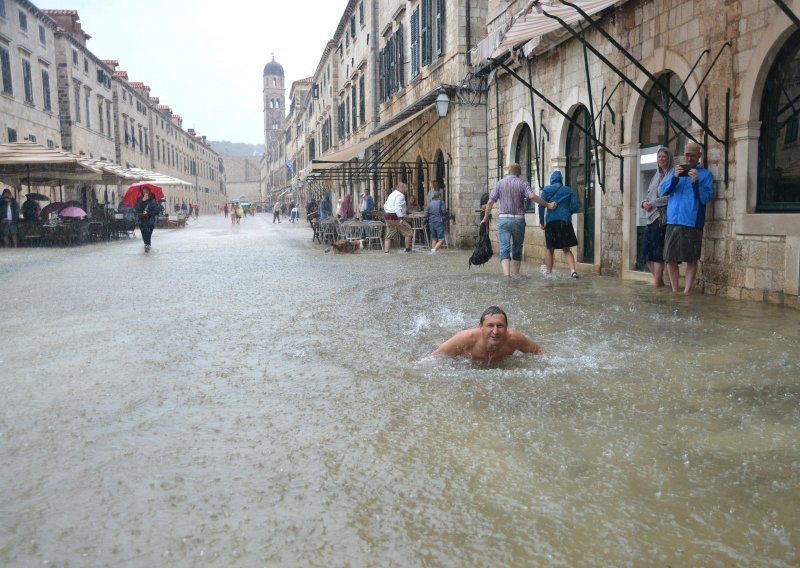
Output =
[
  {"x1": 663, "y1": 225, "x2": 703, "y2": 263},
  {"x1": 544, "y1": 220, "x2": 578, "y2": 250},
  {"x1": 1, "y1": 219, "x2": 18, "y2": 236},
  {"x1": 642, "y1": 221, "x2": 666, "y2": 263},
  {"x1": 429, "y1": 221, "x2": 445, "y2": 241}
]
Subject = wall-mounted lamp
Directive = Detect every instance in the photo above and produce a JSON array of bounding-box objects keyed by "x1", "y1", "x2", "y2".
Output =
[{"x1": 436, "y1": 88, "x2": 451, "y2": 118}]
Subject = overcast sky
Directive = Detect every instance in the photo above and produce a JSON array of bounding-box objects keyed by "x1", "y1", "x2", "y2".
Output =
[{"x1": 45, "y1": 0, "x2": 350, "y2": 145}]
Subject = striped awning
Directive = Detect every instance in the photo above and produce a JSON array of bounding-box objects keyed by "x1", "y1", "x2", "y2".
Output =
[{"x1": 499, "y1": 0, "x2": 619, "y2": 49}]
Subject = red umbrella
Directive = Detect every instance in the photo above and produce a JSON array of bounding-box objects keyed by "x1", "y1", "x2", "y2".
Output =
[{"x1": 121, "y1": 182, "x2": 164, "y2": 206}]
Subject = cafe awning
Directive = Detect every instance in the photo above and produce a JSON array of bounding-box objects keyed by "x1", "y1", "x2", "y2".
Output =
[
  {"x1": 311, "y1": 102, "x2": 436, "y2": 172},
  {"x1": 499, "y1": 0, "x2": 620, "y2": 49},
  {"x1": 126, "y1": 168, "x2": 193, "y2": 186},
  {"x1": 0, "y1": 142, "x2": 103, "y2": 185}
]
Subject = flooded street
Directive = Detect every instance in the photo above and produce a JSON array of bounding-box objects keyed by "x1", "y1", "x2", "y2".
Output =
[{"x1": 1, "y1": 214, "x2": 798, "y2": 567}]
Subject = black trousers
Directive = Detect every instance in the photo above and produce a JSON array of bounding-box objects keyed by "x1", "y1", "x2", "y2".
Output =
[{"x1": 140, "y1": 226, "x2": 154, "y2": 246}]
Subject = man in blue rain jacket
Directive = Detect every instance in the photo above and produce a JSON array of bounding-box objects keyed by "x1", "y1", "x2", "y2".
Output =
[
  {"x1": 660, "y1": 142, "x2": 714, "y2": 294},
  {"x1": 538, "y1": 171, "x2": 581, "y2": 279}
]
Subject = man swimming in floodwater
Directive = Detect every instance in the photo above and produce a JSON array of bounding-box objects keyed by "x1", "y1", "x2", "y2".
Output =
[{"x1": 431, "y1": 306, "x2": 544, "y2": 362}]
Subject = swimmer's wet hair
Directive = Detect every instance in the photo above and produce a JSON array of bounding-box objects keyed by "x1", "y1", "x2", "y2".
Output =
[{"x1": 480, "y1": 306, "x2": 507, "y2": 325}]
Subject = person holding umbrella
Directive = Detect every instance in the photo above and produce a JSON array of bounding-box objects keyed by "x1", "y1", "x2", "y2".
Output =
[{"x1": 135, "y1": 187, "x2": 160, "y2": 252}]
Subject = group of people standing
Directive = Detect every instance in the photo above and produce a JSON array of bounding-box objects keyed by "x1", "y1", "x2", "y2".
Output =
[
  {"x1": 641, "y1": 141, "x2": 713, "y2": 294},
  {"x1": 480, "y1": 139, "x2": 713, "y2": 294}
]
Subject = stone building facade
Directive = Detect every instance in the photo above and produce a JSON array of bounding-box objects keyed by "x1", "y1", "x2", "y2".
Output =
[
  {"x1": 2, "y1": 1, "x2": 225, "y2": 214},
  {"x1": 477, "y1": 0, "x2": 800, "y2": 308},
  {"x1": 0, "y1": 0, "x2": 61, "y2": 146},
  {"x1": 262, "y1": 0, "x2": 490, "y2": 246}
]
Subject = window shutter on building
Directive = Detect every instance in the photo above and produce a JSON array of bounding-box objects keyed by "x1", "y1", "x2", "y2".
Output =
[
  {"x1": 359, "y1": 75, "x2": 365, "y2": 123},
  {"x1": 396, "y1": 24, "x2": 405, "y2": 90},
  {"x1": 421, "y1": 0, "x2": 431, "y2": 67},
  {"x1": 411, "y1": 8, "x2": 420, "y2": 79},
  {"x1": 435, "y1": 0, "x2": 444, "y2": 57}
]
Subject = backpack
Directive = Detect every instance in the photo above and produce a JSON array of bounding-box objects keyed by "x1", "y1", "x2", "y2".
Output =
[{"x1": 469, "y1": 223, "x2": 493, "y2": 269}]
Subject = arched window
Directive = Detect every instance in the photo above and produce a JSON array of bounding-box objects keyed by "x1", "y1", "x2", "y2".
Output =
[
  {"x1": 758, "y1": 30, "x2": 800, "y2": 212},
  {"x1": 639, "y1": 71, "x2": 691, "y2": 151}
]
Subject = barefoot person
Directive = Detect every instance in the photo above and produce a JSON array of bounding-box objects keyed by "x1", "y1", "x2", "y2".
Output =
[{"x1": 432, "y1": 306, "x2": 544, "y2": 362}]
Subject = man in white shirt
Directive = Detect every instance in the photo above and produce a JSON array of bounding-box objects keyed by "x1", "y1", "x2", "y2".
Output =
[{"x1": 383, "y1": 182, "x2": 414, "y2": 253}]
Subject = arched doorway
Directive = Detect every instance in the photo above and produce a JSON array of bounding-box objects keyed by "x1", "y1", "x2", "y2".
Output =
[
  {"x1": 416, "y1": 157, "x2": 425, "y2": 208},
  {"x1": 514, "y1": 123, "x2": 534, "y2": 211},
  {"x1": 566, "y1": 106, "x2": 594, "y2": 263},
  {"x1": 635, "y1": 71, "x2": 691, "y2": 270},
  {"x1": 435, "y1": 150, "x2": 446, "y2": 202}
]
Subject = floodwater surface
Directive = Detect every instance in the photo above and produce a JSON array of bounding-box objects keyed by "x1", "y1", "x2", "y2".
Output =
[{"x1": 0, "y1": 214, "x2": 798, "y2": 566}]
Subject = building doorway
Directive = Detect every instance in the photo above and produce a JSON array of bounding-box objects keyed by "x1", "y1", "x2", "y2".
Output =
[{"x1": 566, "y1": 106, "x2": 594, "y2": 263}]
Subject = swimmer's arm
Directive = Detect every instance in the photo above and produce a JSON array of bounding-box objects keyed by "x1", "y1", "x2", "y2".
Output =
[
  {"x1": 431, "y1": 330, "x2": 477, "y2": 357},
  {"x1": 510, "y1": 331, "x2": 545, "y2": 355}
]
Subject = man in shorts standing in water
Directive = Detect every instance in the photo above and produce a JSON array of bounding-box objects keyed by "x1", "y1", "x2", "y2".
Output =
[{"x1": 432, "y1": 306, "x2": 544, "y2": 362}]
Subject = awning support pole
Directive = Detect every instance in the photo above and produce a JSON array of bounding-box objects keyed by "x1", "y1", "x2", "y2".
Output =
[
  {"x1": 527, "y1": 60, "x2": 543, "y2": 188},
  {"x1": 556, "y1": 0, "x2": 723, "y2": 145},
  {"x1": 495, "y1": 60, "x2": 622, "y2": 162},
  {"x1": 772, "y1": 0, "x2": 800, "y2": 30},
  {"x1": 580, "y1": 25, "x2": 605, "y2": 193}
]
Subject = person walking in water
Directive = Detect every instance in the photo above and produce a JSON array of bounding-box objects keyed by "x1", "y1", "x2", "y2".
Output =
[
  {"x1": 538, "y1": 170, "x2": 581, "y2": 279},
  {"x1": 134, "y1": 187, "x2": 160, "y2": 253},
  {"x1": 432, "y1": 306, "x2": 544, "y2": 363},
  {"x1": 482, "y1": 164, "x2": 555, "y2": 277}
]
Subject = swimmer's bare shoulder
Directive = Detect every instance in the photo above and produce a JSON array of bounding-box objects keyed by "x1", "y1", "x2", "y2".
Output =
[
  {"x1": 507, "y1": 329, "x2": 545, "y2": 355},
  {"x1": 431, "y1": 328, "x2": 480, "y2": 357}
]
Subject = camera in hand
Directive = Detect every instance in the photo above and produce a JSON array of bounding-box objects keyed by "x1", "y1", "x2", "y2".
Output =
[{"x1": 677, "y1": 165, "x2": 691, "y2": 177}]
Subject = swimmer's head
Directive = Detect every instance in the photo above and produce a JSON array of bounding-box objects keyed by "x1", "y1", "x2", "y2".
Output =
[{"x1": 479, "y1": 306, "x2": 507, "y2": 326}]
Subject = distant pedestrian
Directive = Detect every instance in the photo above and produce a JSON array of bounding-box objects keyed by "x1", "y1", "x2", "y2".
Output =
[
  {"x1": 359, "y1": 188, "x2": 375, "y2": 221},
  {"x1": 383, "y1": 182, "x2": 414, "y2": 253},
  {"x1": 425, "y1": 190, "x2": 448, "y2": 254},
  {"x1": 338, "y1": 194, "x2": 355, "y2": 220},
  {"x1": 273, "y1": 202, "x2": 281, "y2": 223},
  {"x1": 135, "y1": 187, "x2": 160, "y2": 253},
  {"x1": 224, "y1": 203, "x2": 229, "y2": 218},
  {"x1": 1, "y1": 189, "x2": 20, "y2": 248},
  {"x1": 193, "y1": 204, "x2": 199, "y2": 219},
  {"x1": 21, "y1": 194, "x2": 41, "y2": 221},
  {"x1": 290, "y1": 206, "x2": 299, "y2": 223},
  {"x1": 319, "y1": 192, "x2": 333, "y2": 220},
  {"x1": 234, "y1": 203, "x2": 244, "y2": 224}
]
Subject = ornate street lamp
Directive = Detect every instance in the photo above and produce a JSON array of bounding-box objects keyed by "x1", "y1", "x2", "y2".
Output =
[{"x1": 436, "y1": 88, "x2": 450, "y2": 118}]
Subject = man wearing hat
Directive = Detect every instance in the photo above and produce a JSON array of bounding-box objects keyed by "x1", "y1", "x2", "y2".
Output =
[{"x1": 660, "y1": 142, "x2": 714, "y2": 294}]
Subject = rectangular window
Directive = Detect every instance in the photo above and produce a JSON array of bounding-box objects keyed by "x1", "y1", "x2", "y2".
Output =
[
  {"x1": 421, "y1": 0, "x2": 431, "y2": 66},
  {"x1": 39, "y1": 24, "x2": 46, "y2": 45},
  {"x1": 359, "y1": 1, "x2": 364, "y2": 25},
  {"x1": 138, "y1": 126, "x2": 143, "y2": 152},
  {"x1": 435, "y1": 0, "x2": 444, "y2": 57},
  {"x1": 0, "y1": 0, "x2": 5, "y2": 18},
  {"x1": 124, "y1": 120, "x2": 129, "y2": 145},
  {"x1": 41, "y1": 69, "x2": 51, "y2": 111},
  {"x1": 85, "y1": 92, "x2": 91, "y2": 127},
  {"x1": 98, "y1": 100, "x2": 104, "y2": 132},
  {"x1": 18, "y1": 10, "x2": 27, "y2": 32},
  {"x1": 410, "y1": 8, "x2": 420, "y2": 78},
  {"x1": 106, "y1": 102, "x2": 111, "y2": 137},
  {"x1": 359, "y1": 75, "x2": 366, "y2": 123},
  {"x1": 7, "y1": 128, "x2": 17, "y2": 143},
  {"x1": 84, "y1": 58, "x2": 88, "y2": 73},
  {"x1": 72, "y1": 48, "x2": 78, "y2": 66},
  {"x1": 22, "y1": 59, "x2": 33, "y2": 103},
  {"x1": 0, "y1": 46, "x2": 11, "y2": 95},
  {"x1": 27, "y1": 133, "x2": 36, "y2": 143},
  {"x1": 351, "y1": 15, "x2": 356, "y2": 38}
]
